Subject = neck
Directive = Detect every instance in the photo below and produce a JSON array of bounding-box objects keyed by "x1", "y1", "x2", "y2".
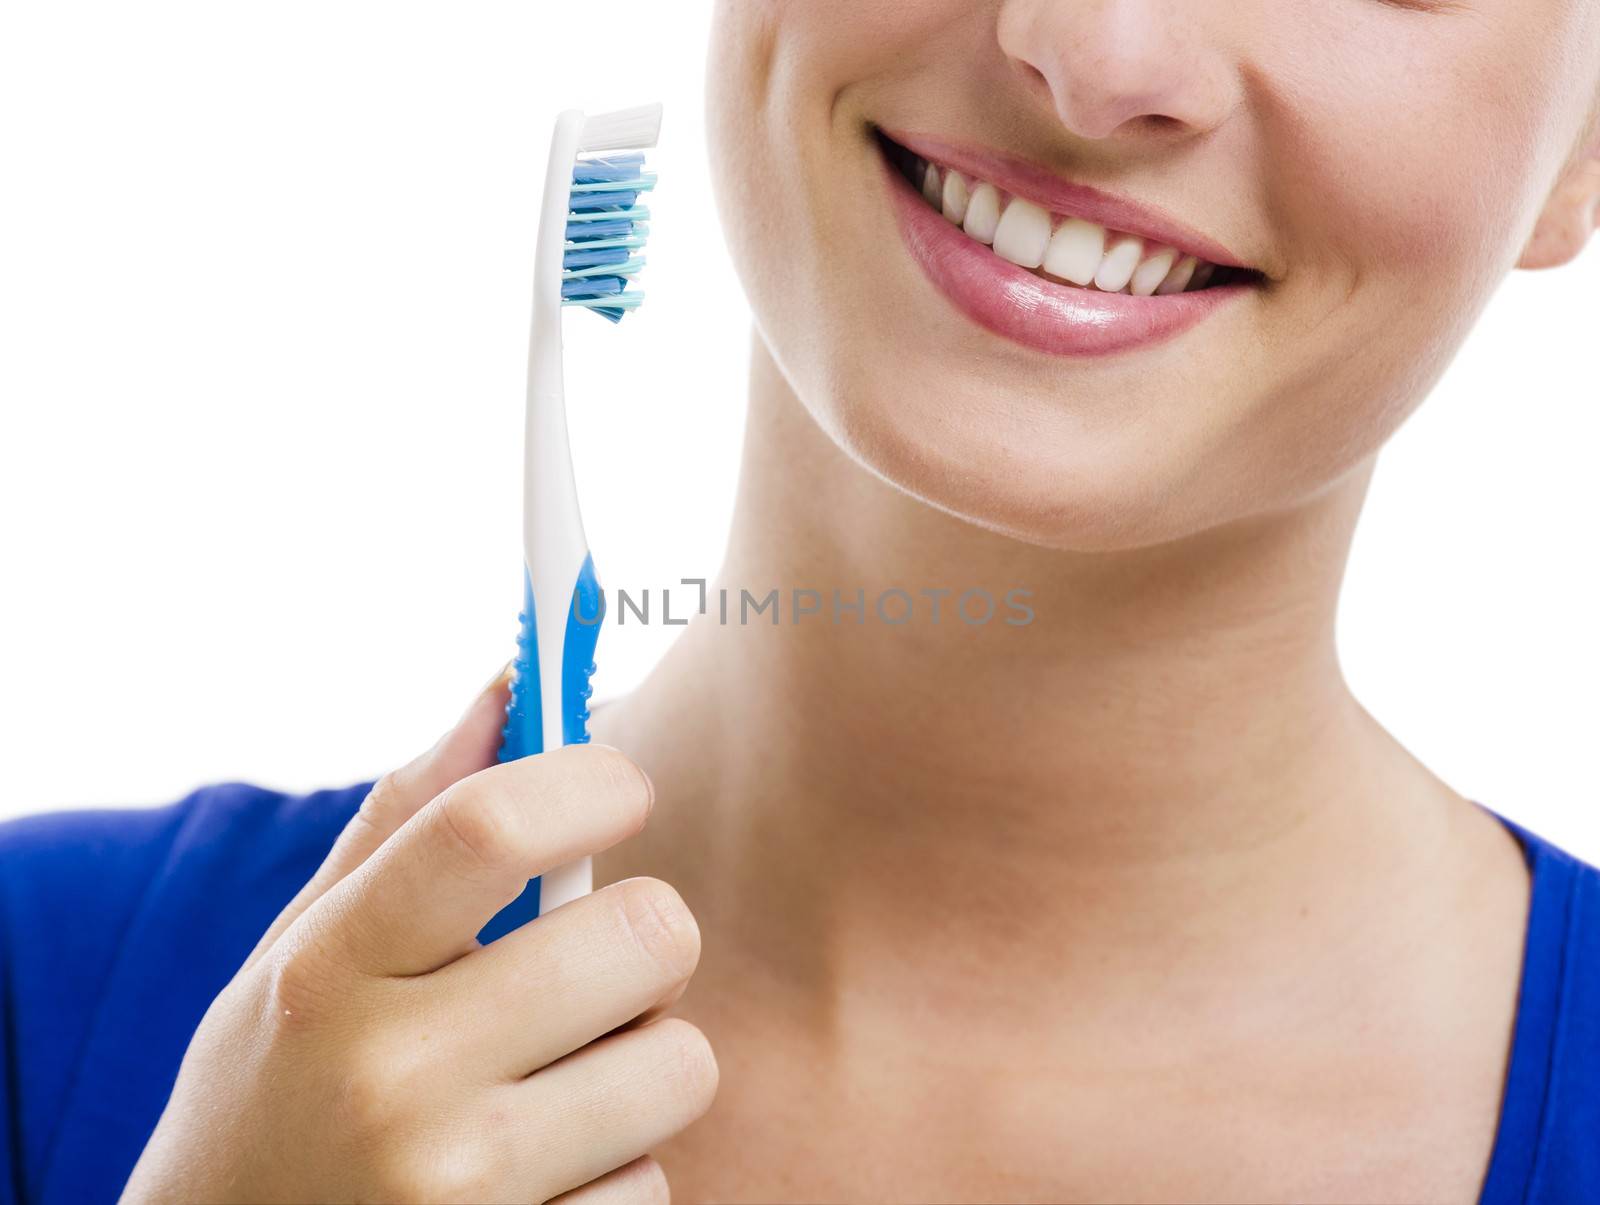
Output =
[{"x1": 598, "y1": 335, "x2": 1467, "y2": 1022}]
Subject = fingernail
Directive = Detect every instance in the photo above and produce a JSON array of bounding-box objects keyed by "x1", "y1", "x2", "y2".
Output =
[
  {"x1": 479, "y1": 661, "x2": 514, "y2": 695},
  {"x1": 449, "y1": 663, "x2": 513, "y2": 732}
]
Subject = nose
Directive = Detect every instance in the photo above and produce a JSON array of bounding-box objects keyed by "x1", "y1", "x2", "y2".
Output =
[{"x1": 996, "y1": 0, "x2": 1240, "y2": 142}]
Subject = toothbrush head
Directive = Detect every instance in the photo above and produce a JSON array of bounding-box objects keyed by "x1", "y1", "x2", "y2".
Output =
[{"x1": 562, "y1": 104, "x2": 663, "y2": 324}]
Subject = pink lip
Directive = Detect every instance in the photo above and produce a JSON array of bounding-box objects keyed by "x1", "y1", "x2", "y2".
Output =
[
  {"x1": 882, "y1": 151, "x2": 1251, "y2": 358},
  {"x1": 880, "y1": 128, "x2": 1251, "y2": 270}
]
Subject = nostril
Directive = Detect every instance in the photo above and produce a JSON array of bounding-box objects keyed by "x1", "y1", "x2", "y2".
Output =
[{"x1": 1016, "y1": 60, "x2": 1052, "y2": 96}]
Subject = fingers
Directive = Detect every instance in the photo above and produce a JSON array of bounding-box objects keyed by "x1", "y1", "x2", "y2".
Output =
[
  {"x1": 243, "y1": 670, "x2": 512, "y2": 971},
  {"x1": 339, "y1": 669, "x2": 516, "y2": 872},
  {"x1": 510, "y1": 1019, "x2": 718, "y2": 1202},
  {"x1": 425, "y1": 877, "x2": 701, "y2": 1079},
  {"x1": 304, "y1": 743, "x2": 655, "y2": 978},
  {"x1": 547, "y1": 1157, "x2": 670, "y2": 1205}
]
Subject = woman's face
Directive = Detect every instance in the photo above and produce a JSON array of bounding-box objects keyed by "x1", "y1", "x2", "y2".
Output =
[{"x1": 707, "y1": 0, "x2": 1600, "y2": 549}]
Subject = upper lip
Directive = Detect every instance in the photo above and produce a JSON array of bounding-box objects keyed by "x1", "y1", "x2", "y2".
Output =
[{"x1": 877, "y1": 126, "x2": 1256, "y2": 274}]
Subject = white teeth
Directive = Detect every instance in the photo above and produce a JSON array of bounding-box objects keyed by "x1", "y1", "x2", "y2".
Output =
[
  {"x1": 1130, "y1": 246, "x2": 1178, "y2": 297},
  {"x1": 941, "y1": 171, "x2": 969, "y2": 225},
  {"x1": 991, "y1": 198, "x2": 1052, "y2": 270},
  {"x1": 908, "y1": 152, "x2": 1222, "y2": 295},
  {"x1": 963, "y1": 182, "x2": 1002, "y2": 244},
  {"x1": 1043, "y1": 218, "x2": 1107, "y2": 287},
  {"x1": 1094, "y1": 235, "x2": 1144, "y2": 293},
  {"x1": 1155, "y1": 254, "x2": 1198, "y2": 295}
]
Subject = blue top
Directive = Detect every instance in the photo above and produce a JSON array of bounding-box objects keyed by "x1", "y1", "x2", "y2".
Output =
[{"x1": 0, "y1": 786, "x2": 1595, "y2": 1203}]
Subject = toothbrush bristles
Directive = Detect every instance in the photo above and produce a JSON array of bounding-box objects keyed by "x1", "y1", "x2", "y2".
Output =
[{"x1": 562, "y1": 151, "x2": 656, "y2": 323}]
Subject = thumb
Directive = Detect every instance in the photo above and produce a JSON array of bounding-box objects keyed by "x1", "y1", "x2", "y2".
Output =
[{"x1": 240, "y1": 668, "x2": 513, "y2": 971}]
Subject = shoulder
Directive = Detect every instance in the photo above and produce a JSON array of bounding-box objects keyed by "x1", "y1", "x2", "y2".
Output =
[
  {"x1": 1533, "y1": 836, "x2": 1600, "y2": 1187},
  {"x1": 1489, "y1": 821, "x2": 1600, "y2": 1200},
  {"x1": 0, "y1": 781, "x2": 368, "y2": 956},
  {"x1": 0, "y1": 782, "x2": 368, "y2": 1204}
]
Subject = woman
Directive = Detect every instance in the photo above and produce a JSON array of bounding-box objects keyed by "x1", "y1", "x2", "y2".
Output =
[{"x1": 6, "y1": 2, "x2": 1600, "y2": 1201}]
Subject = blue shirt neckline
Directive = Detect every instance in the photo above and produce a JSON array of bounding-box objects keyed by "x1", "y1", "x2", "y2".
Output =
[{"x1": 1477, "y1": 812, "x2": 1583, "y2": 1205}]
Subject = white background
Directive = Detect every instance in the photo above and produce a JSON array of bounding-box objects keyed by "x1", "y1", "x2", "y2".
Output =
[{"x1": 2, "y1": 3, "x2": 1596, "y2": 862}]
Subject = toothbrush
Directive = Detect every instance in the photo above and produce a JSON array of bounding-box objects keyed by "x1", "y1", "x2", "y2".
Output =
[{"x1": 480, "y1": 103, "x2": 662, "y2": 943}]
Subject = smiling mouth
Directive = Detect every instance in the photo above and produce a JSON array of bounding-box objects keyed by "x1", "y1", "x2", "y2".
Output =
[
  {"x1": 875, "y1": 130, "x2": 1262, "y2": 297},
  {"x1": 873, "y1": 128, "x2": 1263, "y2": 356}
]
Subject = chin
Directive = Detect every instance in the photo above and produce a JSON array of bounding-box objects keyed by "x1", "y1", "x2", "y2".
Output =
[{"x1": 808, "y1": 363, "x2": 1250, "y2": 553}]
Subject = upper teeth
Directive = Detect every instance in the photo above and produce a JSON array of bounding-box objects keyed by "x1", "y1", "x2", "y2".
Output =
[{"x1": 913, "y1": 156, "x2": 1214, "y2": 296}]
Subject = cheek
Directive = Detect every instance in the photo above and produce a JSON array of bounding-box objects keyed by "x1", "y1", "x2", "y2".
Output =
[
  {"x1": 1265, "y1": 10, "x2": 1563, "y2": 294},
  {"x1": 1215, "y1": 11, "x2": 1577, "y2": 499},
  {"x1": 707, "y1": 0, "x2": 973, "y2": 409},
  {"x1": 711, "y1": 0, "x2": 973, "y2": 102},
  {"x1": 765, "y1": 0, "x2": 978, "y2": 78}
]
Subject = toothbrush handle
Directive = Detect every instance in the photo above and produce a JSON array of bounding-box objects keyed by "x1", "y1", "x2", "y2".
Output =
[{"x1": 478, "y1": 554, "x2": 603, "y2": 943}]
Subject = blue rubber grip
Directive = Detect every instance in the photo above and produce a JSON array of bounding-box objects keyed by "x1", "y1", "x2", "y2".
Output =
[
  {"x1": 498, "y1": 569, "x2": 545, "y2": 764},
  {"x1": 479, "y1": 555, "x2": 603, "y2": 944},
  {"x1": 561, "y1": 554, "x2": 603, "y2": 746}
]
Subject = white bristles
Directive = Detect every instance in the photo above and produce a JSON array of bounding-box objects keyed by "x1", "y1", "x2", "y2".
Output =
[{"x1": 578, "y1": 103, "x2": 664, "y2": 153}]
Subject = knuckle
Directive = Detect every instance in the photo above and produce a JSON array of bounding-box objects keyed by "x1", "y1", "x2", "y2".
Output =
[
  {"x1": 413, "y1": 1153, "x2": 499, "y2": 1204},
  {"x1": 262, "y1": 943, "x2": 341, "y2": 1025},
  {"x1": 615, "y1": 879, "x2": 701, "y2": 979},
  {"x1": 355, "y1": 765, "x2": 421, "y2": 840},
  {"x1": 359, "y1": 772, "x2": 404, "y2": 827},
  {"x1": 433, "y1": 778, "x2": 525, "y2": 876},
  {"x1": 373, "y1": 1146, "x2": 496, "y2": 1205},
  {"x1": 337, "y1": 1031, "x2": 428, "y2": 1137},
  {"x1": 338, "y1": 1060, "x2": 397, "y2": 1137}
]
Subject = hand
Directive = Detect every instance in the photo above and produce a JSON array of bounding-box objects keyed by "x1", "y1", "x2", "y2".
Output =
[{"x1": 122, "y1": 676, "x2": 715, "y2": 1204}]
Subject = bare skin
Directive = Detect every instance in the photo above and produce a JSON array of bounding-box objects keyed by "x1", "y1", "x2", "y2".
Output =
[
  {"x1": 125, "y1": 0, "x2": 1600, "y2": 1200},
  {"x1": 589, "y1": 345, "x2": 1532, "y2": 1203},
  {"x1": 124, "y1": 686, "x2": 716, "y2": 1204}
]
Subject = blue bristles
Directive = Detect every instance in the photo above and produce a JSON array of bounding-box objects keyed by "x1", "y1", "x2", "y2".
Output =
[
  {"x1": 572, "y1": 154, "x2": 644, "y2": 183},
  {"x1": 561, "y1": 276, "x2": 626, "y2": 300},
  {"x1": 563, "y1": 245, "x2": 631, "y2": 271},
  {"x1": 564, "y1": 217, "x2": 637, "y2": 240},
  {"x1": 562, "y1": 152, "x2": 656, "y2": 323},
  {"x1": 569, "y1": 190, "x2": 640, "y2": 212}
]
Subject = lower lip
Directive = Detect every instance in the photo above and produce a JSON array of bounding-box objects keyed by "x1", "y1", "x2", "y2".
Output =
[{"x1": 882, "y1": 154, "x2": 1251, "y2": 358}]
